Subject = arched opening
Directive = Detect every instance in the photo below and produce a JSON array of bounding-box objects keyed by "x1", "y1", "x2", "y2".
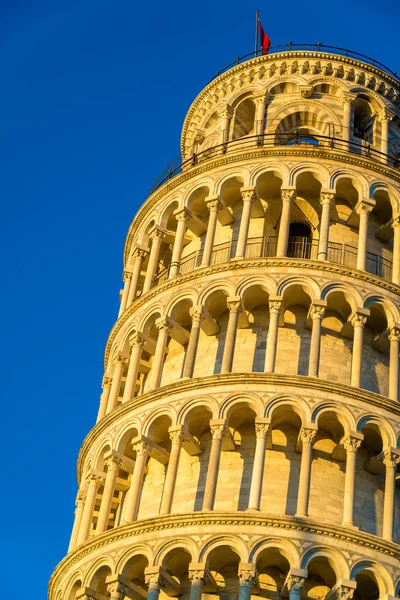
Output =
[
  {"x1": 276, "y1": 284, "x2": 312, "y2": 376},
  {"x1": 256, "y1": 547, "x2": 290, "y2": 597},
  {"x1": 121, "y1": 554, "x2": 149, "y2": 593},
  {"x1": 287, "y1": 223, "x2": 312, "y2": 258},
  {"x1": 304, "y1": 555, "x2": 337, "y2": 598},
  {"x1": 89, "y1": 566, "x2": 112, "y2": 596},
  {"x1": 353, "y1": 568, "x2": 380, "y2": 600},
  {"x1": 241, "y1": 284, "x2": 270, "y2": 372},
  {"x1": 353, "y1": 97, "x2": 375, "y2": 144},
  {"x1": 67, "y1": 579, "x2": 82, "y2": 600},
  {"x1": 207, "y1": 545, "x2": 241, "y2": 595},
  {"x1": 232, "y1": 98, "x2": 256, "y2": 140}
]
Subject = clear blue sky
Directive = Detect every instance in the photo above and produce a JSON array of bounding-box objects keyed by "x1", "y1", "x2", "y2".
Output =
[{"x1": 1, "y1": 1, "x2": 398, "y2": 598}]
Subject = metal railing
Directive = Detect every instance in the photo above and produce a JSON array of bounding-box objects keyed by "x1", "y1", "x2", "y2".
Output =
[
  {"x1": 152, "y1": 236, "x2": 393, "y2": 286},
  {"x1": 211, "y1": 44, "x2": 400, "y2": 82},
  {"x1": 150, "y1": 132, "x2": 400, "y2": 194}
]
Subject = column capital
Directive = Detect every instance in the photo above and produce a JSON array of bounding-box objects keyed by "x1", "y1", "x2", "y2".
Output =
[
  {"x1": 76, "y1": 490, "x2": 87, "y2": 505},
  {"x1": 355, "y1": 198, "x2": 375, "y2": 216},
  {"x1": 269, "y1": 296, "x2": 283, "y2": 315},
  {"x1": 209, "y1": 419, "x2": 227, "y2": 440},
  {"x1": 132, "y1": 437, "x2": 152, "y2": 459},
  {"x1": 227, "y1": 296, "x2": 242, "y2": 313},
  {"x1": 320, "y1": 189, "x2": 336, "y2": 205},
  {"x1": 350, "y1": 309, "x2": 369, "y2": 328},
  {"x1": 113, "y1": 353, "x2": 128, "y2": 368},
  {"x1": 383, "y1": 448, "x2": 400, "y2": 468},
  {"x1": 133, "y1": 246, "x2": 148, "y2": 259},
  {"x1": 205, "y1": 195, "x2": 222, "y2": 212},
  {"x1": 85, "y1": 471, "x2": 103, "y2": 486},
  {"x1": 238, "y1": 563, "x2": 257, "y2": 587},
  {"x1": 145, "y1": 572, "x2": 167, "y2": 591},
  {"x1": 168, "y1": 425, "x2": 185, "y2": 446},
  {"x1": 378, "y1": 107, "x2": 395, "y2": 123},
  {"x1": 128, "y1": 332, "x2": 145, "y2": 349},
  {"x1": 188, "y1": 563, "x2": 214, "y2": 586},
  {"x1": 391, "y1": 215, "x2": 400, "y2": 230},
  {"x1": 149, "y1": 226, "x2": 166, "y2": 240},
  {"x1": 300, "y1": 426, "x2": 317, "y2": 445},
  {"x1": 309, "y1": 300, "x2": 327, "y2": 320},
  {"x1": 155, "y1": 316, "x2": 172, "y2": 333},
  {"x1": 173, "y1": 206, "x2": 192, "y2": 223},
  {"x1": 106, "y1": 580, "x2": 129, "y2": 599},
  {"x1": 240, "y1": 186, "x2": 258, "y2": 203},
  {"x1": 219, "y1": 104, "x2": 234, "y2": 119},
  {"x1": 255, "y1": 418, "x2": 271, "y2": 439},
  {"x1": 189, "y1": 305, "x2": 206, "y2": 324},
  {"x1": 343, "y1": 433, "x2": 363, "y2": 453},
  {"x1": 102, "y1": 374, "x2": 112, "y2": 388},
  {"x1": 122, "y1": 270, "x2": 132, "y2": 282},
  {"x1": 388, "y1": 324, "x2": 400, "y2": 342},
  {"x1": 341, "y1": 91, "x2": 357, "y2": 105},
  {"x1": 105, "y1": 454, "x2": 123, "y2": 472},
  {"x1": 287, "y1": 574, "x2": 307, "y2": 592},
  {"x1": 281, "y1": 187, "x2": 296, "y2": 203}
]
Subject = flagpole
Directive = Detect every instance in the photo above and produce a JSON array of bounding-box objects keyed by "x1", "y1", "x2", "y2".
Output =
[{"x1": 255, "y1": 9, "x2": 259, "y2": 57}]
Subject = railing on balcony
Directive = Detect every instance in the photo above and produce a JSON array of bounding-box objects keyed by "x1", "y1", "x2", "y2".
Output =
[
  {"x1": 152, "y1": 236, "x2": 393, "y2": 286},
  {"x1": 150, "y1": 132, "x2": 400, "y2": 194}
]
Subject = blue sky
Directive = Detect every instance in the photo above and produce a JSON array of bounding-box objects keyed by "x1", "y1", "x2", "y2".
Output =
[{"x1": 1, "y1": 1, "x2": 399, "y2": 598}]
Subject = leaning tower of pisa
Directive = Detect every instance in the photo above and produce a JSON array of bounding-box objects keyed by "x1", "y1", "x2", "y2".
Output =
[{"x1": 50, "y1": 44, "x2": 400, "y2": 600}]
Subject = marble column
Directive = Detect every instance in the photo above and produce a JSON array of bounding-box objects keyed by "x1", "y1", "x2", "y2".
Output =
[
  {"x1": 96, "y1": 455, "x2": 122, "y2": 533},
  {"x1": 149, "y1": 317, "x2": 171, "y2": 390},
  {"x1": 76, "y1": 473, "x2": 102, "y2": 545},
  {"x1": 379, "y1": 109, "x2": 392, "y2": 162},
  {"x1": 308, "y1": 303, "x2": 326, "y2": 377},
  {"x1": 235, "y1": 187, "x2": 257, "y2": 259},
  {"x1": 106, "y1": 355, "x2": 127, "y2": 413},
  {"x1": 183, "y1": 306, "x2": 204, "y2": 378},
  {"x1": 143, "y1": 228, "x2": 165, "y2": 293},
  {"x1": 389, "y1": 326, "x2": 400, "y2": 402},
  {"x1": 127, "y1": 248, "x2": 147, "y2": 306},
  {"x1": 255, "y1": 95, "x2": 266, "y2": 136},
  {"x1": 97, "y1": 375, "x2": 112, "y2": 422},
  {"x1": 145, "y1": 571, "x2": 167, "y2": 600},
  {"x1": 122, "y1": 439, "x2": 151, "y2": 523},
  {"x1": 202, "y1": 421, "x2": 226, "y2": 511},
  {"x1": 350, "y1": 313, "x2": 367, "y2": 387},
  {"x1": 219, "y1": 105, "x2": 233, "y2": 144},
  {"x1": 356, "y1": 200, "x2": 375, "y2": 271},
  {"x1": 296, "y1": 427, "x2": 317, "y2": 517},
  {"x1": 221, "y1": 297, "x2": 241, "y2": 373},
  {"x1": 276, "y1": 188, "x2": 296, "y2": 257},
  {"x1": 248, "y1": 420, "x2": 270, "y2": 511},
  {"x1": 169, "y1": 208, "x2": 191, "y2": 277},
  {"x1": 265, "y1": 298, "x2": 282, "y2": 373},
  {"x1": 201, "y1": 197, "x2": 221, "y2": 266},
  {"x1": 342, "y1": 94, "x2": 355, "y2": 149},
  {"x1": 342, "y1": 435, "x2": 363, "y2": 527},
  {"x1": 188, "y1": 566, "x2": 214, "y2": 600},
  {"x1": 383, "y1": 449, "x2": 400, "y2": 540},
  {"x1": 238, "y1": 566, "x2": 257, "y2": 600},
  {"x1": 122, "y1": 334, "x2": 144, "y2": 403},
  {"x1": 118, "y1": 271, "x2": 132, "y2": 317},
  {"x1": 392, "y1": 217, "x2": 400, "y2": 285},
  {"x1": 68, "y1": 490, "x2": 86, "y2": 551},
  {"x1": 318, "y1": 191, "x2": 335, "y2": 261},
  {"x1": 159, "y1": 427, "x2": 184, "y2": 514}
]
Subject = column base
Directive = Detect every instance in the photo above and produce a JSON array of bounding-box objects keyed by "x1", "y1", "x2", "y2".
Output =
[
  {"x1": 245, "y1": 507, "x2": 261, "y2": 512},
  {"x1": 341, "y1": 521, "x2": 359, "y2": 529},
  {"x1": 295, "y1": 512, "x2": 309, "y2": 518}
]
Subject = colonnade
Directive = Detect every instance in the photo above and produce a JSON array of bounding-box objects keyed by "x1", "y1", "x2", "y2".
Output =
[
  {"x1": 97, "y1": 305, "x2": 400, "y2": 423},
  {"x1": 69, "y1": 419, "x2": 400, "y2": 553},
  {"x1": 118, "y1": 187, "x2": 400, "y2": 318}
]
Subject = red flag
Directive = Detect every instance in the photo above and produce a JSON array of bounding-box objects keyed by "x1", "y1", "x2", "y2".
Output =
[{"x1": 258, "y1": 20, "x2": 271, "y2": 55}]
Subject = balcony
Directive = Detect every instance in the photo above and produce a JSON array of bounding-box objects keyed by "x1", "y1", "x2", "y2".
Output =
[{"x1": 153, "y1": 236, "x2": 393, "y2": 286}]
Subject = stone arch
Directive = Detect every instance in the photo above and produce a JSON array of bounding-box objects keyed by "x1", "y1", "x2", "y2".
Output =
[
  {"x1": 250, "y1": 163, "x2": 290, "y2": 188},
  {"x1": 249, "y1": 537, "x2": 300, "y2": 567},
  {"x1": 356, "y1": 414, "x2": 395, "y2": 448},
  {"x1": 177, "y1": 395, "x2": 219, "y2": 426},
  {"x1": 64, "y1": 572, "x2": 84, "y2": 600},
  {"x1": 347, "y1": 87, "x2": 386, "y2": 112},
  {"x1": 311, "y1": 401, "x2": 356, "y2": 433},
  {"x1": 114, "y1": 419, "x2": 142, "y2": 453},
  {"x1": 289, "y1": 163, "x2": 330, "y2": 187},
  {"x1": 137, "y1": 215, "x2": 158, "y2": 247},
  {"x1": 300, "y1": 545, "x2": 349, "y2": 580},
  {"x1": 199, "y1": 535, "x2": 248, "y2": 563},
  {"x1": 155, "y1": 538, "x2": 198, "y2": 566},
  {"x1": 265, "y1": 395, "x2": 310, "y2": 423},
  {"x1": 214, "y1": 169, "x2": 250, "y2": 196},
  {"x1": 363, "y1": 294, "x2": 399, "y2": 326},
  {"x1": 265, "y1": 76, "x2": 306, "y2": 94},
  {"x1": 183, "y1": 180, "x2": 214, "y2": 208},
  {"x1": 269, "y1": 99, "x2": 342, "y2": 137},
  {"x1": 235, "y1": 275, "x2": 277, "y2": 298},
  {"x1": 227, "y1": 86, "x2": 265, "y2": 107},
  {"x1": 349, "y1": 560, "x2": 393, "y2": 597},
  {"x1": 308, "y1": 75, "x2": 350, "y2": 92},
  {"x1": 165, "y1": 290, "x2": 197, "y2": 317},
  {"x1": 219, "y1": 392, "x2": 264, "y2": 420},
  {"x1": 158, "y1": 199, "x2": 180, "y2": 230},
  {"x1": 137, "y1": 305, "x2": 164, "y2": 334},
  {"x1": 277, "y1": 275, "x2": 320, "y2": 300},
  {"x1": 142, "y1": 406, "x2": 177, "y2": 437},
  {"x1": 198, "y1": 280, "x2": 236, "y2": 305},
  {"x1": 84, "y1": 556, "x2": 115, "y2": 588},
  {"x1": 92, "y1": 438, "x2": 113, "y2": 471},
  {"x1": 330, "y1": 169, "x2": 369, "y2": 197},
  {"x1": 117, "y1": 544, "x2": 154, "y2": 573},
  {"x1": 369, "y1": 181, "x2": 400, "y2": 213},
  {"x1": 117, "y1": 321, "x2": 139, "y2": 354},
  {"x1": 321, "y1": 282, "x2": 361, "y2": 313}
]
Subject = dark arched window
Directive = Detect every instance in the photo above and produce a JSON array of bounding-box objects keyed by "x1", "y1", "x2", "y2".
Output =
[{"x1": 287, "y1": 223, "x2": 312, "y2": 258}]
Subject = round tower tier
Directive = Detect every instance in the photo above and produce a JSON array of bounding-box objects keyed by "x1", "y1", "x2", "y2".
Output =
[{"x1": 50, "y1": 50, "x2": 400, "y2": 600}]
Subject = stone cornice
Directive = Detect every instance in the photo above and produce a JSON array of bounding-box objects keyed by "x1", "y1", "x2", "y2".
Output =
[
  {"x1": 48, "y1": 511, "x2": 400, "y2": 599},
  {"x1": 124, "y1": 146, "x2": 400, "y2": 264},
  {"x1": 181, "y1": 51, "x2": 400, "y2": 150},
  {"x1": 107, "y1": 256, "x2": 400, "y2": 367},
  {"x1": 77, "y1": 372, "x2": 400, "y2": 482}
]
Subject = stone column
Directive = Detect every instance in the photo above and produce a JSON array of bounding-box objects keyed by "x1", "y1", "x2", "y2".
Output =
[
  {"x1": 159, "y1": 427, "x2": 184, "y2": 515},
  {"x1": 96, "y1": 375, "x2": 112, "y2": 422},
  {"x1": 286, "y1": 574, "x2": 307, "y2": 600},
  {"x1": 122, "y1": 439, "x2": 151, "y2": 523},
  {"x1": 392, "y1": 217, "x2": 400, "y2": 285},
  {"x1": 203, "y1": 420, "x2": 226, "y2": 511},
  {"x1": 356, "y1": 200, "x2": 375, "y2": 271},
  {"x1": 169, "y1": 208, "x2": 190, "y2": 277},
  {"x1": 383, "y1": 449, "x2": 400, "y2": 540},
  {"x1": 318, "y1": 191, "x2": 335, "y2": 261},
  {"x1": 324, "y1": 580, "x2": 357, "y2": 600},
  {"x1": 265, "y1": 298, "x2": 282, "y2": 373},
  {"x1": 183, "y1": 306, "x2": 205, "y2": 378},
  {"x1": 122, "y1": 334, "x2": 144, "y2": 403},
  {"x1": 188, "y1": 566, "x2": 214, "y2": 600},
  {"x1": 76, "y1": 473, "x2": 101, "y2": 545},
  {"x1": 350, "y1": 313, "x2": 368, "y2": 387},
  {"x1": 145, "y1": 571, "x2": 167, "y2": 600},
  {"x1": 219, "y1": 105, "x2": 233, "y2": 144},
  {"x1": 342, "y1": 93, "x2": 355, "y2": 148},
  {"x1": 118, "y1": 271, "x2": 132, "y2": 317},
  {"x1": 235, "y1": 187, "x2": 257, "y2": 259},
  {"x1": 107, "y1": 580, "x2": 128, "y2": 600},
  {"x1": 255, "y1": 96, "x2": 266, "y2": 136},
  {"x1": 296, "y1": 426, "x2": 317, "y2": 517},
  {"x1": 308, "y1": 303, "x2": 326, "y2": 377},
  {"x1": 379, "y1": 109, "x2": 392, "y2": 161},
  {"x1": 389, "y1": 326, "x2": 400, "y2": 402},
  {"x1": 248, "y1": 420, "x2": 270, "y2": 511},
  {"x1": 68, "y1": 491, "x2": 86, "y2": 552},
  {"x1": 238, "y1": 565, "x2": 257, "y2": 600},
  {"x1": 106, "y1": 355, "x2": 127, "y2": 413},
  {"x1": 96, "y1": 455, "x2": 123, "y2": 534},
  {"x1": 143, "y1": 227, "x2": 165, "y2": 293},
  {"x1": 221, "y1": 297, "x2": 241, "y2": 373},
  {"x1": 149, "y1": 317, "x2": 171, "y2": 390},
  {"x1": 127, "y1": 248, "x2": 147, "y2": 305},
  {"x1": 276, "y1": 188, "x2": 296, "y2": 257},
  {"x1": 201, "y1": 197, "x2": 221, "y2": 266},
  {"x1": 342, "y1": 435, "x2": 363, "y2": 527}
]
